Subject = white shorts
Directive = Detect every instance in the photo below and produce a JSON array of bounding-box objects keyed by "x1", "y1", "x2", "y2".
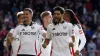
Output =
[{"x1": 51, "y1": 48, "x2": 71, "y2": 56}]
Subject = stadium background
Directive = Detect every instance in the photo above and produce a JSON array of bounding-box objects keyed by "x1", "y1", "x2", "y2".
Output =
[{"x1": 0, "y1": 0, "x2": 100, "y2": 56}]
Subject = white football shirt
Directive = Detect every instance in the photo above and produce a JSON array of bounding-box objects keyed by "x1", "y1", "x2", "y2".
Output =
[
  {"x1": 4, "y1": 28, "x2": 20, "y2": 56},
  {"x1": 13, "y1": 22, "x2": 46, "y2": 55},
  {"x1": 46, "y1": 22, "x2": 74, "y2": 56},
  {"x1": 10, "y1": 29, "x2": 20, "y2": 56},
  {"x1": 37, "y1": 34, "x2": 51, "y2": 56},
  {"x1": 73, "y1": 24, "x2": 86, "y2": 52}
]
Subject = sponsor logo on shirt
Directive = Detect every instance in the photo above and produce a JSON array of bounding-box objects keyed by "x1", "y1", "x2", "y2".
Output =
[
  {"x1": 52, "y1": 32, "x2": 67, "y2": 37},
  {"x1": 20, "y1": 32, "x2": 36, "y2": 35}
]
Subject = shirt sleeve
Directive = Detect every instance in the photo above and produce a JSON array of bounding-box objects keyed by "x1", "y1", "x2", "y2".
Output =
[
  {"x1": 46, "y1": 25, "x2": 52, "y2": 40},
  {"x1": 38, "y1": 25, "x2": 46, "y2": 35},
  {"x1": 76, "y1": 24, "x2": 86, "y2": 51},
  {"x1": 3, "y1": 37, "x2": 7, "y2": 47},
  {"x1": 13, "y1": 26, "x2": 20, "y2": 38},
  {"x1": 3, "y1": 29, "x2": 14, "y2": 47},
  {"x1": 9, "y1": 29, "x2": 14, "y2": 34}
]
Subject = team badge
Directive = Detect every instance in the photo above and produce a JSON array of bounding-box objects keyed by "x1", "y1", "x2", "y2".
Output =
[
  {"x1": 52, "y1": 28, "x2": 55, "y2": 30},
  {"x1": 31, "y1": 26, "x2": 35, "y2": 29}
]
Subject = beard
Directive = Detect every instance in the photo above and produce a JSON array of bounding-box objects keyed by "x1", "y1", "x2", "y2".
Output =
[{"x1": 53, "y1": 17, "x2": 61, "y2": 25}]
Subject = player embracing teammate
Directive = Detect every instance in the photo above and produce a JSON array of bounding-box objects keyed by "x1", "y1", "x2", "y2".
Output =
[{"x1": 5, "y1": 6, "x2": 86, "y2": 56}]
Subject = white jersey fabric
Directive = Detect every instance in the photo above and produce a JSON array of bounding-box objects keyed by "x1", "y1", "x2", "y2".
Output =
[
  {"x1": 4, "y1": 29, "x2": 20, "y2": 56},
  {"x1": 37, "y1": 34, "x2": 51, "y2": 56},
  {"x1": 10, "y1": 29, "x2": 20, "y2": 56},
  {"x1": 73, "y1": 24, "x2": 86, "y2": 52},
  {"x1": 46, "y1": 22, "x2": 74, "y2": 56},
  {"x1": 13, "y1": 22, "x2": 46, "y2": 55}
]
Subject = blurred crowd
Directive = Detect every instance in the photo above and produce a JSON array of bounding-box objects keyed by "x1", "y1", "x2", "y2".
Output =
[{"x1": 0, "y1": 0, "x2": 100, "y2": 56}]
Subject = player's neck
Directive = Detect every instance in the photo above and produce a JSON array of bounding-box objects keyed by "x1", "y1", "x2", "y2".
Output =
[
  {"x1": 25, "y1": 20, "x2": 32, "y2": 25},
  {"x1": 18, "y1": 21, "x2": 23, "y2": 25},
  {"x1": 60, "y1": 19, "x2": 64, "y2": 23}
]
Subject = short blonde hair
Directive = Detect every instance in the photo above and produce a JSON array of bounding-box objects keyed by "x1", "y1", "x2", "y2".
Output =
[{"x1": 40, "y1": 11, "x2": 52, "y2": 19}]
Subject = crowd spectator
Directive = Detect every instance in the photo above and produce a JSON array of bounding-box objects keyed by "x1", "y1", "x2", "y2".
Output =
[{"x1": 87, "y1": 39, "x2": 96, "y2": 56}]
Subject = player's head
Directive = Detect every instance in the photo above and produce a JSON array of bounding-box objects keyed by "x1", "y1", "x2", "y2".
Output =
[
  {"x1": 17, "y1": 11, "x2": 24, "y2": 24},
  {"x1": 63, "y1": 9, "x2": 79, "y2": 24},
  {"x1": 23, "y1": 8, "x2": 33, "y2": 22},
  {"x1": 53, "y1": 6, "x2": 65, "y2": 25},
  {"x1": 40, "y1": 11, "x2": 52, "y2": 28}
]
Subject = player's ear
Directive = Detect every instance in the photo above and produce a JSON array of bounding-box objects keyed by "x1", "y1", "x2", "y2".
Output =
[{"x1": 62, "y1": 13, "x2": 64, "y2": 16}]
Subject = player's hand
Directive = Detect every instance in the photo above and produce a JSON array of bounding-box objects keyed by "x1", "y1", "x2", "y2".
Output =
[
  {"x1": 69, "y1": 42, "x2": 74, "y2": 47},
  {"x1": 75, "y1": 50, "x2": 79, "y2": 56},
  {"x1": 42, "y1": 43, "x2": 47, "y2": 48},
  {"x1": 7, "y1": 33, "x2": 13, "y2": 46}
]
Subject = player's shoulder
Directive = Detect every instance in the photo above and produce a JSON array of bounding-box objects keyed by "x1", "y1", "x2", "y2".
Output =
[
  {"x1": 9, "y1": 28, "x2": 14, "y2": 33},
  {"x1": 74, "y1": 24, "x2": 82, "y2": 29},
  {"x1": 64, "y1": 22, "x2": 73, "y2": 27},
  {"x1": 32, "y1": 22, "x2": 40, "y2": 26},
  {"x1": 16, "y1": 24, "x2": 23, "y2": 28},
  {"x1": 32, "y1": 22, "x2": 37, "y2": 25},
  {"x1": 48, "y1": 23, "x2": 54, "y2": 28},
  {"x1": 14, "y1": 24, "x2": 24, "y2": 30}
]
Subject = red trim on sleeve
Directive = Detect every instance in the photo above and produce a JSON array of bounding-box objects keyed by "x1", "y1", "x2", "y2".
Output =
[
  {"x1": 70, "y1": 47, "x2": 75, "y2": 56},
  {"x1": 16, "y1": 43, "x2": 21, "y2": 56},
  {"x1": 50, "y1": 46, "x2": 53, "y2": 56},
  {"x1": 79, "y1": 30, "x2": 83, "y2": 34},
  {"x1": 37, "y1": 48, "x2": 42, "y2": 56},
  {"x1": 35, "y1": 41, "x2": 37, "y2": 55}
]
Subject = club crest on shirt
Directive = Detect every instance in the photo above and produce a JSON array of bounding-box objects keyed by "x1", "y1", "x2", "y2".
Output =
[
  {"x1": 31, "y1": 26, "x2": 35, "y2": 29},
  {"x1": 52, "y1": 28, "x2": 55, "y2": 30}
]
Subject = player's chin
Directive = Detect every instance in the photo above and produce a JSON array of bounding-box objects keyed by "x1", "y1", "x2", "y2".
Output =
[{"x1": 53, "y1": 21, "x2": 59, "y2": 25}]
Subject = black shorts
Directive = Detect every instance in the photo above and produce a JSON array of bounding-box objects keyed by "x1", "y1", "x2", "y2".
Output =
[{"x1": 17, "y1": 54, "x2": 36, "y2": 56}]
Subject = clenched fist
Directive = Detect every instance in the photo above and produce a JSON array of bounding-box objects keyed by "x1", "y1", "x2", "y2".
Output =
[
  {"x1": 42, "y1": 43, "x2": 47, "y2": 48},
  {"x1": 69, "y1": 42, "x2": 74, "y2": 47},
  {"x1": 75, "y1": 50, "x2": 79, "y2": 56}
]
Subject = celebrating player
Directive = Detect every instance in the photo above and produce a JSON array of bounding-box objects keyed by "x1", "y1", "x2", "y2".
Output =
[
  {"x1": 37, "y1": 11, "x2": 52, "y2": 56},
  {"x1": 12, "y1": 8, "x2": 46, "y2": 56},
  {"x1": 4, "y1": 11, "x2": 24, "y2": 56},
  {"x1": 42, "y1": 6, "x2": 75, "y2": 56},
  {"x1": 63, "y1": 9, "x2": 86, "y2": 56}
]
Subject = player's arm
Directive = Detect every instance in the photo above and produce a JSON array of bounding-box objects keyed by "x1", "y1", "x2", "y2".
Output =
[
  {"x1": 75, "y1": 24, "x2": 86, "y2": 56},
  {"x1": 6, "y1": 26, "x2": 19, "y2": 46},
  {"x1": 39, "y1": 25, "x2": 47, "y2": 38},
  {"x1": 6, "y1": 32, "x2": 13, "y2": 47},
  {"x1": 42, "y1": 25, "x2": 51, "y2": 48},
  {"x1": 5, "y1": 29, "x2": 14, "y2": 47},
  {"x1": 77, "y1": 25, "x2": 86, "y2": 51},
  {"x1": 3, "y1": 37, "x2": 7, "y2": 47},
  {"x1": 69, "y1": 24, "x2": 75, "y2": 47}
]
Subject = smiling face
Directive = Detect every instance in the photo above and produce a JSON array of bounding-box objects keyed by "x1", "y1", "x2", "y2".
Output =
[
  {"x1": 43, "y1": 14, "x2": 52, "y2": 28},
  {"x1": 17, "y1": 14, "x2": 24, "y2": 24},
  {"x1": 23, "y1": 10, "x2": 32, "y2": 22},
  {"x1": 53, "y1": 10, "x2": 63, "y2": 23}
]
